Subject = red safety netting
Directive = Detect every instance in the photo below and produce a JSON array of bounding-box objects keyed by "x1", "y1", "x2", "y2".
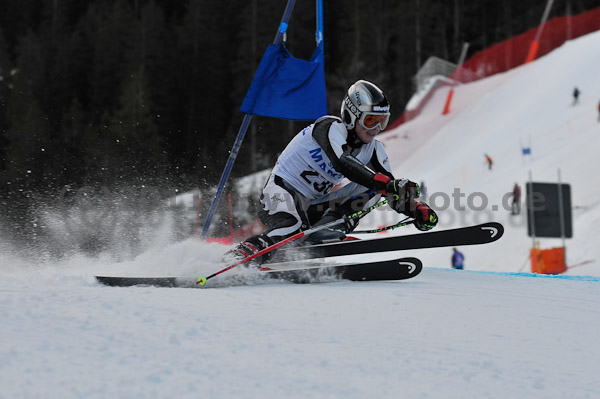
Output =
[
  {"x1": 455, "y1": 7, "x2": 600, "y2": 80},
  {"x1": 388, "y1": 7, "x2": 600, "y2": 129}
]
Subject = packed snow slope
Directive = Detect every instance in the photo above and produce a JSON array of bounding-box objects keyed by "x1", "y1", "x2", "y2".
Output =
[
  {"x1": 2, "y1": 266, "x2": 600, "y2": 399},
  {"x1": 371, "y1": 29, "x2": 600, "y2": 276},
  {"x1": 2, "y1": 31, "x2": 600, "y2": 399}
]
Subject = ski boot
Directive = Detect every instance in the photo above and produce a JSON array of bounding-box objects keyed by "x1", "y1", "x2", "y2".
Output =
[{"x1": 221, "y1": 233, "x2": 274, "y2": 268}]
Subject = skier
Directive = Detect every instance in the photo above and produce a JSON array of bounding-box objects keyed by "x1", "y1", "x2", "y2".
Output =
[
  {"x1": 484, "y1": 154, "x2": 493, "y2": 170},
  {"x1": 227, "y1": 80, "x2": 438, "y2": 264},
  {"x1": 451, "y1": 248, "x2": 464, "y2": 270},
  {"x1": 420, "y1": 180, "x2": 428, "y2": 201},
  {"x1": 572, "y1": 87, "x2": 580, "y2": 105},
  {"x1": 511, "y1": 183, "x2": 521, "y2": 215}
]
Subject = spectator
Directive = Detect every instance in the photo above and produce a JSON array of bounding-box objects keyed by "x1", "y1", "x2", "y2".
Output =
[
  {"x1": 420, "y1": 180, "x2": 428, "y2": 201},
  {"x1": 597, "y1": 99, "x2": 600, "y2": 122},
  {"x1": 572, "y1": 87, "x2": 580, "y2": 105},
  {"x1": 451, "y1": 248, "x2": 464, "y2": 270},
  {"x1": 484, "y1": 154, "x2": 493, "y2": 170},
  {"x1": 511, "y1": 183, "x2": 521, "y2": 215}
]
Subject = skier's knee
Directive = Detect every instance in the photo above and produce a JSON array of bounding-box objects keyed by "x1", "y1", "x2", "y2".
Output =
[{"x1": 306, "y1": 228, "x2": 346, "y2": 245}]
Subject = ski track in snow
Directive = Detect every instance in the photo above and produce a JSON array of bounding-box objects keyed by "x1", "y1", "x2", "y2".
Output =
[
  {"x1": 3, "y1": 29, "x2": 600, "y2": 399},
  {"x1": 1, "y1": 268, "x2": 599, "y2": 399}
]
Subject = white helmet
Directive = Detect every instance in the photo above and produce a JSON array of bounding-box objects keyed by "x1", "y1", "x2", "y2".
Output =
[{"x1": 341, "y1": 80, "x2": 391, "y2": 131}]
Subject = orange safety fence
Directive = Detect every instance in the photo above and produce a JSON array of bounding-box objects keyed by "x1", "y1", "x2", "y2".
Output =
[
  {"x1": 453, "y1": 8, "x2": 600, "y2": 81},
  {"x1": 388, "y1": 7, "x2": 600, "y2": 129}
]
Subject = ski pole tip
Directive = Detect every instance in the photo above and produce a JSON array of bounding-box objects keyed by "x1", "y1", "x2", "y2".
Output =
[{"x1": 196, "y1": 277, "x2": 207, "y2": 286}]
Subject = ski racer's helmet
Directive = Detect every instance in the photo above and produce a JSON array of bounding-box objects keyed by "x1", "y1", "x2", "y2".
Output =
[{"x1": 341, "y1": 80, "x2": 391, "y2": 131}]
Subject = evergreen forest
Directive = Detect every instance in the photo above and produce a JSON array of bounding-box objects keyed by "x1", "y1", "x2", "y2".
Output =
[{"x1": 0, "y1": 0, "x2": 596, "y2": 238}]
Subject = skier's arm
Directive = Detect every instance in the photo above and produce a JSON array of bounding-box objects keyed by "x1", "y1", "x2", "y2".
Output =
[
  {"x1": 337, "y1": 151, "x2": 390, "y2": 191},
  {"x1": 312, "y1": 118, "x2": 421, "y2": 198},
  {"x1": 322, "y1": 122, "x2": 392, "y2": 191},
  {"x1": 337, "y1": 139, "x2": 415, "y2": 199},
  {"x1": 343, "y1": 158, "x2": 436, "y2": 230}
]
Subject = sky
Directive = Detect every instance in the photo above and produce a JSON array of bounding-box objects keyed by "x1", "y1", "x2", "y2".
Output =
[{"x1": 1, "y1": 27, "x2": 600, "y2": 399}]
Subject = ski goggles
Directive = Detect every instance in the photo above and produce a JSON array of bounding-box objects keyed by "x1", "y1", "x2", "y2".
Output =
[{"x1": 359, "y1": 112, "x2": 390, "y2": 131}]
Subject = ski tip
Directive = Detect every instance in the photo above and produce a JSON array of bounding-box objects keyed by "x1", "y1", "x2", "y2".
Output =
[
  {"x1": 196, "y1": 277, "x2": 207, "y2": 285},
  {"x1": 481, "y1": 222, "x2": 504, "y2": 240}
]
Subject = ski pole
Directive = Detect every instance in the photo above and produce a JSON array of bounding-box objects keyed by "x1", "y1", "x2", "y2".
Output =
[
  {"x1": 196, "y1": 199, "x2": 389, "y2": 285},
  {"x1": 351, "y1": 217, "x2": 414, "y2": 234}
]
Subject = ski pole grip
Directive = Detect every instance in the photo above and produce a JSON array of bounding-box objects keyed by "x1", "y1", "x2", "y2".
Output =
[
  {"x1": 373, "y1": 173, "x2": 391, "y2": 184},
  {"x1": 374, "y1": 173, "x2": 391, "y2": 194}
]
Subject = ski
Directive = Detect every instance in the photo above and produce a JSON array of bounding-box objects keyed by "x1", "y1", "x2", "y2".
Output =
[
  {"x1": 95, "y1": 256, "x2": 422, "y2": 288},
  {"x1": 262, "y1": 256, "x2": 422, "y2": 283},
  {"x1": 95, "y1": 276, "x2": 179, "y2": 288},
  {"x1": 272, "y1": 222, "x2": 504, "y2": 262},
  {"x1": 95, "y1": 223, "x2": 500, "y2": 288}
]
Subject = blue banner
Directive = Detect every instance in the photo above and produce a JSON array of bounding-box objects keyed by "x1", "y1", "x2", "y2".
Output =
[{"x1": 241, "y1": 43, "x2": 327, "y2": 121}]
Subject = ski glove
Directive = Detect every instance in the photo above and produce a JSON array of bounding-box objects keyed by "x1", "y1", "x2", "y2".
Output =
[
  {"x1": 387, "y1": 179, "x2": 420, "y2": 213},
  {"x1": 411, "y1": 201, "x2": 438, "y2": 231}
]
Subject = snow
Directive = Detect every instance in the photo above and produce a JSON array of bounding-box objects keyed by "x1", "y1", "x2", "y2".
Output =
[
  {"x1": 2, "y1": 31, "x2": 600, "y2": 399},
  {"x1": 372, "y1": 29, "x2": 600, "y2": 277},
  {"x1": 2, "y1": 266, "x2": 599, "y2": 398},
  {"x1": 405, "y1": 74, "x2": 456, "y2": 111}
]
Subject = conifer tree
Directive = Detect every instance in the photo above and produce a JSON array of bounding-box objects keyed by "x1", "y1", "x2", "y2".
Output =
[
  {"x1": 4, "y1": 31, "x2": 52, "y2": 190},
  {"x1": 106, "y1": 65, "x2": 162, "y2": 180},
  {"x1": 0, "y1": 30, "x2": 13, "y2": 173}
]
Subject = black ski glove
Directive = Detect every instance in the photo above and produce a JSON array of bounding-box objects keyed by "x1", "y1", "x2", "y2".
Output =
[
  {"x1": 410, "y1": 201, "x2": 438, "y2": 231},
  {"x1": 386, "y1": 179, "x2": 420, "y2": 213}
]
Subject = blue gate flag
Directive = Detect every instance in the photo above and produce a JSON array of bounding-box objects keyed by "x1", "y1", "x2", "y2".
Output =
[
  {"x1": 241, "y1": 43, "x2": 327, "y2": 121},
  {"x1": 522, "y1": 147, "x2": 531, "y2": 155}
]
